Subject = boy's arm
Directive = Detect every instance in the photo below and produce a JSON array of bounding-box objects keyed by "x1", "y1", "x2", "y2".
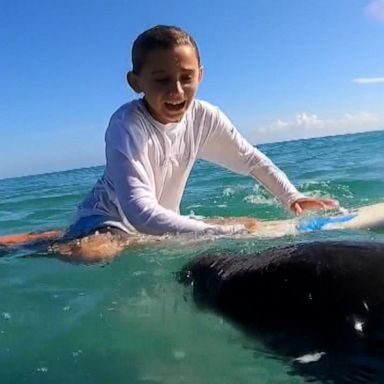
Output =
[
  {"x1": 106, "y1": 145, "x2": 243, "y2": 236},
  {"x1": 198, "y1": 108, "x2": 304, "y2": 208}
]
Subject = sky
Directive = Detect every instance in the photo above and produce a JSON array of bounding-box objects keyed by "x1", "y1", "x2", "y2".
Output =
[{"x1": 1, "y1": 0, "x2": 383, "y2": 179}]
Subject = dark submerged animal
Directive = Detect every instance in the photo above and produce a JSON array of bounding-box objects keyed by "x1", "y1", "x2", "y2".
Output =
[{"x1": 179, "y1": 241, "x2": 384, "y2": 383}]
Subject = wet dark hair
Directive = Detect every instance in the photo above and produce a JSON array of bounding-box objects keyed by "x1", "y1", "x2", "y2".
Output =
[{"x1": 131, "y1": 25, "x2": 201, "y2": 74}]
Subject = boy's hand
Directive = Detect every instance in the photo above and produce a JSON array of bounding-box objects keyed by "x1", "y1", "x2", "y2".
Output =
[
  {"x1": 290, "y1": 197, "x2": 339, "y2": 215},
  {"x1": 205, "y1": 217, "x2": 259, "y2": 232}
]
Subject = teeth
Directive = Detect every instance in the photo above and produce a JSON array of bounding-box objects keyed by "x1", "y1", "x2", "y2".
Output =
[{"x1": 166, "y1": 101, "x2": 184, "y2": 105}]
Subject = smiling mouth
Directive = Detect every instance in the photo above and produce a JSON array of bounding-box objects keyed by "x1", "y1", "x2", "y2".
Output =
[{"x1": 164, "y1": 100, "x2": 186, "y2": 112}]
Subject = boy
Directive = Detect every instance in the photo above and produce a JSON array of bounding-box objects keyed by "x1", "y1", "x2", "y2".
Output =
[
  {"x1": 62, "y1": 24, "x2": 337, "y2": 259},
  {"x1": 1, "y1": 25, "x2": 337, "y2": 261}
]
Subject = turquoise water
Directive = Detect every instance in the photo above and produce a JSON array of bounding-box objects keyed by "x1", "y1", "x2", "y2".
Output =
[{"x1": 1, "y1": 130, "x2": 384, "y2": 383}]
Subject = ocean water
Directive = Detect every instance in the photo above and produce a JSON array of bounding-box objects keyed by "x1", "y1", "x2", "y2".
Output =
[{"x1": 1, "y1": 130, "x2": 384, "y2": 383}]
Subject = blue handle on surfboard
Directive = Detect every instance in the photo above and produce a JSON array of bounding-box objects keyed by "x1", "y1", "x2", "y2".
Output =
[{"x1": 297, "y1": 213, "x2": 357, "y2": 233}]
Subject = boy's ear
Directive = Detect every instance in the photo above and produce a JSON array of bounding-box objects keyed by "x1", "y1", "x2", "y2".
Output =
[
  {"x1": 127, "y1": 71, "x2": 142, "y2": 93},
  {"x1": 198, "y1": 66, "x2": 204, "y2": 82}
]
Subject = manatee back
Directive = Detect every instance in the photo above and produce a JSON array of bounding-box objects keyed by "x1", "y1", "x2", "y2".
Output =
[{"x1": 180, "y1": 241, "x2": 384, "y2": 330}]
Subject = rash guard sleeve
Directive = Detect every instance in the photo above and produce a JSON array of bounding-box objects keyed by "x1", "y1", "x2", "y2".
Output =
[
  {"x1": 106, "y1": 149, "x2": 209, "y2": 234},
  {"x1": 198, "y1": 107, "x2": 304, "y2": 207}
]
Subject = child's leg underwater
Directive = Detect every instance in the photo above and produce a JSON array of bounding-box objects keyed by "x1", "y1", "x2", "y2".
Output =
[
  {"x1": 0, "y1": 227, "x2": 134, "y2": 263},
  {"x1": 52, "y1": 227, "x2": 133, "y2": 262}
]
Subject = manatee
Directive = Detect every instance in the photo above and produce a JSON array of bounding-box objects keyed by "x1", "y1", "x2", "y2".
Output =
[{"x1": 179, "y1": 241, "x2": 384, "y2": 383}]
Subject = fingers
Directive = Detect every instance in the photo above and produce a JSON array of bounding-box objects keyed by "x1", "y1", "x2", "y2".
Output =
[
  {"x1": 314, "y1": 199, "x2": 339, "y2": 211},
  {"x1": 291, "y1": 197, "x2": 340, "y2": 214},
  {"x1": 292, "y1": 202, "x2": 303, "y2": 215},
  {"x1": 323, "y1": 198, "x2": 340, "y2": 208},
  {"x1": 318, "y1": 201, "x2": 328, "y2": 209}
]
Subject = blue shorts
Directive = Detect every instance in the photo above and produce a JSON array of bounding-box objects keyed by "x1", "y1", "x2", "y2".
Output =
[{"x1": 64, "y1": 216, "x2": 131, "y2": 241}]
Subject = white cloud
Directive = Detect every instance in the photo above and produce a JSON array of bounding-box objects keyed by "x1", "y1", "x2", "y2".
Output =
[
  {"x1": 251, "y1": 112, "x2": 384, "y2": 143},
  {"x1": 366, "y1": 0, "x2": 384, "y2": 22},
  {"x1": 353, "y1": 77, "x2": 384, "y2": 84}
]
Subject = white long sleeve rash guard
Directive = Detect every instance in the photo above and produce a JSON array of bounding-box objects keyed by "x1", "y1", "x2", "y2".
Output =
[{"x1": 72, "y1": 99, "x2": 304, "y2": 235}]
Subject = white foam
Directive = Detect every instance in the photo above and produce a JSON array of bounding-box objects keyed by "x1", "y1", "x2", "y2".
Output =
[{"x1": 294, "y1": 351, "x2": 326, "y2": 364}]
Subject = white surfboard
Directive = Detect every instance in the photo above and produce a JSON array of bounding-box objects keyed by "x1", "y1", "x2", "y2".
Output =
[
  {"x1": 250, "y1": 202, "x2": 384, "y2": 239},
  {"x1": 1, "y1": 203, "x2": 383, "y2": 250}
]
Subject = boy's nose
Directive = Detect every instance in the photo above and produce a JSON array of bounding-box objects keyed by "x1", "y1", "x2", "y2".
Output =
[{"x1": 168, "y1": 81, "x2": 184, "y2": 96}]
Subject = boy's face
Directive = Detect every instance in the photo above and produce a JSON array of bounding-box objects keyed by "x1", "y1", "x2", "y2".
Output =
[{"x1": 128, "y1": 45, "x2": 203, "y2": 124}]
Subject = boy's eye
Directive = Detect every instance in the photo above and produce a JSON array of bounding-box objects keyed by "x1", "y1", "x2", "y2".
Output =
[
  {"x1": 154, "y1": 78, "x2": 170, "y2": 83},
  {"x1": 181, "y1": 75, "x2": 193, "y2": 83},
  {"x1": 153, "y1": 75, "x2": 193, "y2": 84}
]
